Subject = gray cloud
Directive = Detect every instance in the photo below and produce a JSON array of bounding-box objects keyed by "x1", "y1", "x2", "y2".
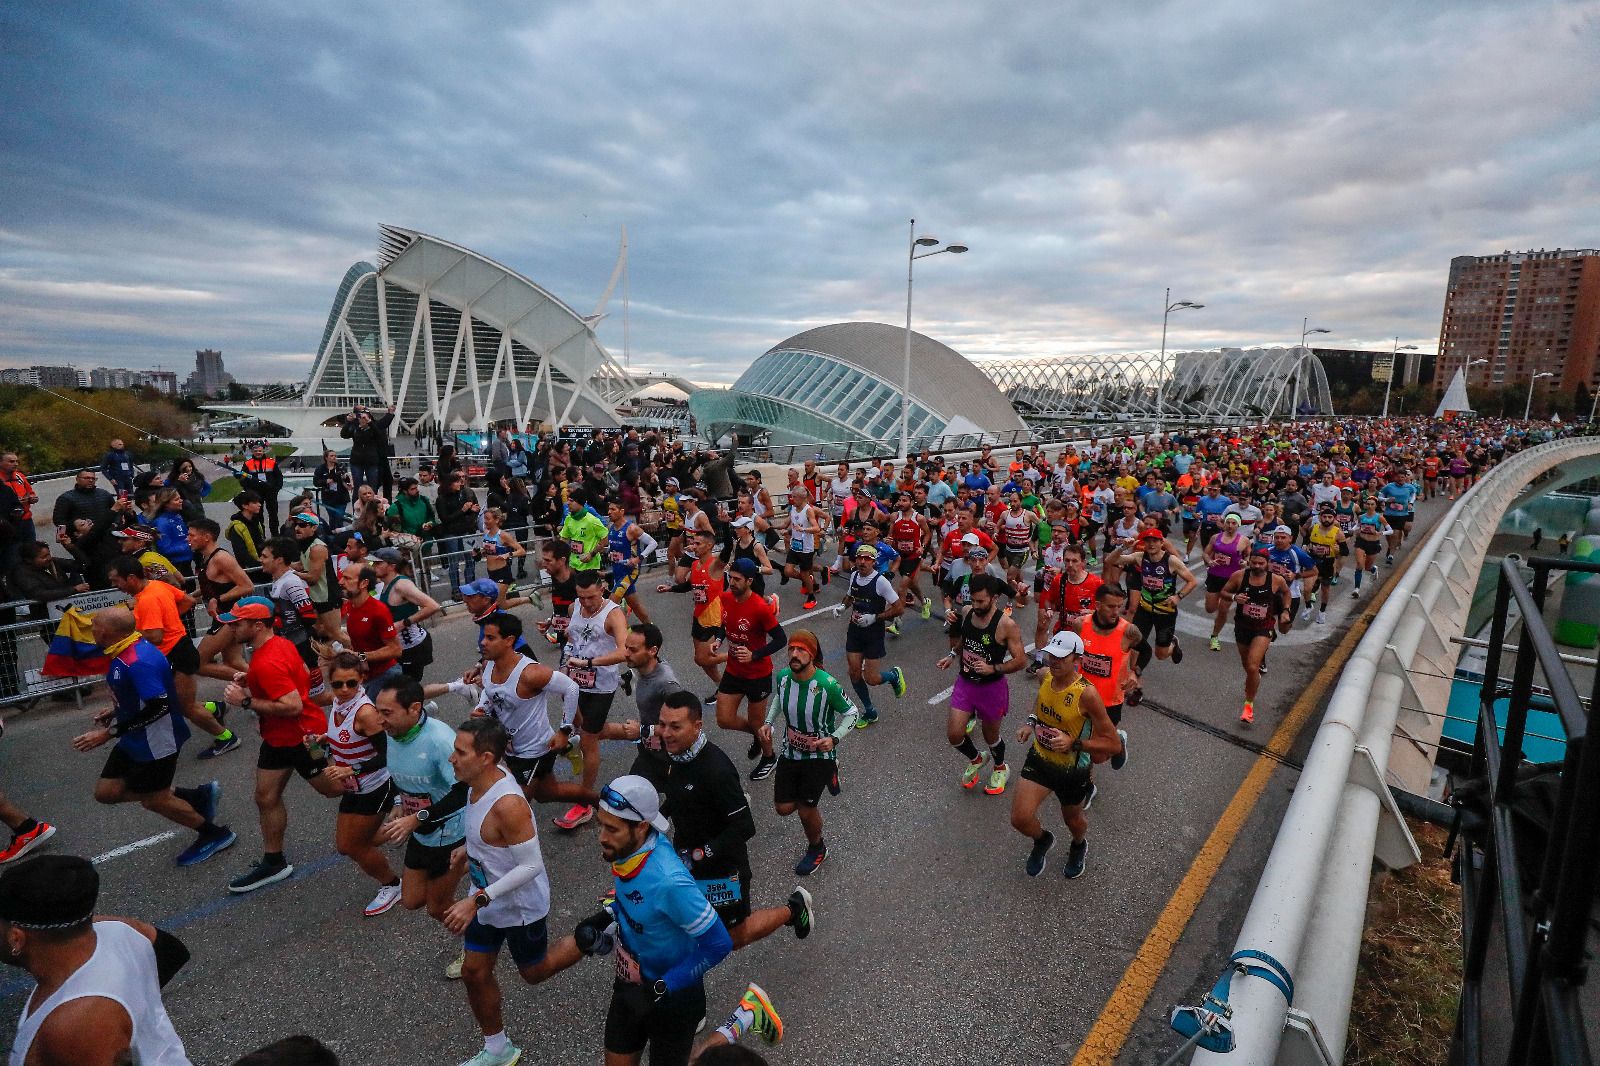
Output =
[{"x1": 2, "y1": 0, "x2": 1597, "y2": 385}]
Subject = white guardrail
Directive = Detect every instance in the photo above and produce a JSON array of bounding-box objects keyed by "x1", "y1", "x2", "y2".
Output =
[{"x1": 1189, "y1": 436, "x2": 1600, "y2": 1066}]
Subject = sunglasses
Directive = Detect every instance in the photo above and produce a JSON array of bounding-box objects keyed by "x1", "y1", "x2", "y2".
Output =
[
  {"x1": 599, "y1": 785, "x2": 647, "y2": 822},
  {"x1": 329, "y1": 679, "x2": 361, "y2": 690}
]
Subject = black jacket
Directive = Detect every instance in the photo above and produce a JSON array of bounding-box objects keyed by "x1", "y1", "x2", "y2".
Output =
[
  {"x1": 435, "y1": 487, "x2": 480, "y2": 538},
  {"x1": 12, "y1": 557, "x2": 83, "y2": 604},
  {"x1": 341, "y1": 411, "x2": 395, "y2": 465},
  {"x1": 631, "y1": 739, "x2": 754, "y2": 881}
]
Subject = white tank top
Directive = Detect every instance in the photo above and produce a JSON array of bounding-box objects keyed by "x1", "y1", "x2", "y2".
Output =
[
  {"x1": 466, "y1": 770, "x2": 550, "y2": 928},
  {"x1": 564, "y1": 599, "x2": 620, "y2": 693},
  {"x1": 11, "y1": 921, "x2": 191, "y2": 1066},
  {"x1": 325, "y1": 694, "x2": 390, "y2": 794},
  {"x1": 830, "y1": 476, "x2": 852, "y2": 515},
  {"x1": 479, "y1": 656, "x2": 555, "y2": 759},
  {"x1": 789, "y1": 504, "x2": 816, "y2": 553}
]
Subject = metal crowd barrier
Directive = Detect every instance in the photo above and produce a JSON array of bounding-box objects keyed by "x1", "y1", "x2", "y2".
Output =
[
  {"x1": 0, "y1": 598, "x2": 103, "y2": 708},
  {"x1": 1187, "y1": 435, "x2": 1600, "y2": 1066}
]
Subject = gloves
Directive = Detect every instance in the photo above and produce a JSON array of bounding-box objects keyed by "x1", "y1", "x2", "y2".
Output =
[
  {"x1": 851, "y1": 612, "x2": 876, "y2": 627},
  {"x1": 575, "y1": 911, "x2": 617, "y2": 957}
]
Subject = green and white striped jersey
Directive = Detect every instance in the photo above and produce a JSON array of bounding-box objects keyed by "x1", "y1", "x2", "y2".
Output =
[{"x1": 764, "y1": 668, "x2": 859, "y2": 761}]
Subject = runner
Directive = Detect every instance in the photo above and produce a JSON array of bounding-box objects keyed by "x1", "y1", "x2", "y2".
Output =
[
  {"x1": 287, "y1": 511, "x2": 341, "y2": 640},
  {"x1": 1011, "y1": 630, "x2": 1121, "y2": 879},
  {"x1": 373, "y1": 674, "x2": 471, "y2": 979},
  {"x1": 189, "y1": 518, "x2": 253, "y2": 755},
  {"x1": 888, "y1": 491, "x2": 932, "y2": 619},
  {"x1": 1379, "y1": 467, "x2": 1420, "y2": 562},
  {"x1": 1264, "y1": 525, "x2": 1317, "y2": 629},
  {"x1": 536, "y1": 539, "x2": 580, "y2": 650},
  {"x1": 590, "y1": 775, "x2": 734, "y2": 1066},
  {"x1": 1072, "y1": 584, "x2": 1136, "y2": 766},
  {"x1": 1221, "y1": 548, "x2": 1291, "y2": 725},
  {"x1": 74, "y1": 607, "x2": 235, "y2": 867},
  {"x1": 937, "y1": 574, "x2": 1027, "y2": 796},
  {"x1": 560, "y1": 491, "x2": 610, "y2": 576},
  {"x1": 689, "y1": 985, "x2": 784, "y2": 1062},
  {"x1": 759, "y1": 629, "x2": 859, "y2": 875},
  {"x1": 1111, "y1": 528, "x2": 1198, "y2": 682},
  {"x1": 777, "y1": 486, "x2": 822, "y2": 610},
  {"x1": 1351, "y1": 496, "x2": 1387, "y2": 598},
  {"x1": 1, "y1": 854, "x2": 195, "y2": 1066},
  {"x1": 321, "y1": 564, "x2": 403, "y2": 696},
  {"x1": 996, "y1": 494, "x2": 1040, "y2": 604},
  {"x1": 1304, "y1": 507, "x2": 1346, "y2": 623},
  {"x1": 309, "y1": 652, "x2": 401, "y2": 916},
  {"x1": 605, "y1": 499, "x2": 652, "y2": 624},
  {"x1": 257, "y1": 537, "x2": 322, "y2": 678},
  {"x1": 837, "y1": 544, "x2": 908, "y2": 727},
  {"x1": 635, "y1": 690, "x2": 815, "y2": 944},
  {"x1": 553, "y1": 570, "x2": 631, "y2": 829},
  {"x1": 372, "y1": 546, "x2": 443, "y2": 680},
  {"x1": 110, "y1": 526, "x2": 184, "y2": 588},
  {"x1": 656, "y1": 530, "x2": 726, "y2": 695},
  {"x1": 217, "y1": 597, "x2": 328, "y2": 893},
  {"x1": 476, "y1": 507, "x2": 527, "y2": 610},
  {"x1": 443, "y1": 716, "x2": 572, "y2": 1066},
  {"x1": 1202, "y1": 513, "x2": 1250, "y2": 651},
  {"x1": 714, "y1": 559, "x2": 787, "y2": 782}
]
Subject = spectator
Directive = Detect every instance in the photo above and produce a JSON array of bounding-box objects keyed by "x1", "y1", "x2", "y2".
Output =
[
  {"x1": 386, "y1": 478, "x2": 437, "y2": 544},
  {"x1": 99, "y1": 437, "x2": 137, "y2": 494},
  {"x1": 52, "y1": 469, "x2": 116, "y2": 554},
  {"x1": 505, "y1": 434, "x2": 531, "y2": 479},
  {"x1": 433, "y1": 469, "x2": 480, "y2": 589},
  {"x1": 227, "y1": 491, "x2": 268, "y2": 571},
  {"x1": 12, "y1": 540, "x2": 88, "y2": 604},
  {"x1": 340, "y1": 404, "x2": 395, "y2": 492},
  {"x1": 311, "y1": 449, "x2": 352, "y2": 527},
  {"x1": 163, "y1": 458, "x2": 211, "y2": 522},
  {"x1": 0, "y1": 452, "x2": 38, "y2": 551},
  {"x1": 486, "y1": 427, "x2": 512, "y2": 472},
  {"x1": 148, "y1": 489, "x2": 194, "y2": 577},
  {"x1": 435, "y1": 443, "x2": 460, "y2": 483},
  {"x1": 238, "y1": 443, "x2": 284, "y2": 534},
  {"x1": 0, "y1": 469, "x2": 25, "y2": 581}
]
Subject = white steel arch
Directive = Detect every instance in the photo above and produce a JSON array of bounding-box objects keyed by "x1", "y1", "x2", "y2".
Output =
[{"x1": 976, "y1": 347, "x2": 1334, "y2": 421}]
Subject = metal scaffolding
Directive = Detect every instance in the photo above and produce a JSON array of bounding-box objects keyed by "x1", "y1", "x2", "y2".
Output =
[{"x1": 975, "y1": 347, "x2": 1335, "y2": 421}]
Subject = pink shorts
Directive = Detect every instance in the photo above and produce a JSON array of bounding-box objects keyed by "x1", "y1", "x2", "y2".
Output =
[{"x1": 952, "y1": 674, "x2": 1010, "y2": 723}]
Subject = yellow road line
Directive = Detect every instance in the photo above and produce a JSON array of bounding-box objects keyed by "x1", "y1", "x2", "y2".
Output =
[{"x1": 1070, "y1": 558, "x2": 1420, "y2": 1065}]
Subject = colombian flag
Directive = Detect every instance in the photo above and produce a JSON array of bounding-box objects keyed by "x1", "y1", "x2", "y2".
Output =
[{"x1": 42, "y1": 606, "x2": 108, "y2": 678}]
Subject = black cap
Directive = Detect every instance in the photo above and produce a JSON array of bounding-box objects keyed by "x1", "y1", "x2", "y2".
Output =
[{"x1": 0, "y1": 855, "x2": 98, "y2": 930}]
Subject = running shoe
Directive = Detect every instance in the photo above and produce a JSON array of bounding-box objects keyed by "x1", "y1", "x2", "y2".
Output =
[
  {"x1": 1081, "y1": 782, "x2": 1099, "y2": 811},
  {"x1": 458, "y1": 1045, "x2": 521, "y2": 1066},
  {"x1": 854, "y1": 707, "x2": 879, "y2": 729},
  {"x1": 197, "y1": 734, "x2": 241, "y2": 760},
  {"x1": 802, "y1": 598, "x2": 818, "y2": 610},
  {"x1": 887, "y1": 666, "x2": 907, "y2": 698},
  {"x1": 794, "y1": 841, "x2": 827, "y2": 876},
  {"x1": 195, "y1": 780, "x2": 221, "y2": 825},
  {"x1": 1025, "y1": 830, "x2": 1055, "y2": 877},
  {"x1": 1209, "y1": 636, "x2": 1221, "y2": 652},
  {"x1": 423, "y1": 700, "x2": 440, "y2": 716},
  {"x1": 1170, "y1": 638, "x2": 1184, "y2": 664},
  {"x1": 175, "y1": 826, "x2": 235, "y2": 867},
  {"x1": 228, "y1": 857, "x2": 293, "y2": 893},
  {"x1": 742, "y1": 982, "x2": 784, "y2": 1044},
  {"x1": 747, "y1": 736, "x2": 762, "y2": 759},
  {"x1": 1369, "y1": 566, "x2": 1378, "y2": 577},
  {"x1": 1351, "y1": 588, "x2": 1361, "y2": 599},
  {"x1": 1111, "y1": 729, "x2": 1129, "y2": 771},
  {"x1": 364, "y1": 882, "x2": 402, "y2": 917},
  {"x1": 1385, "y1": 554, "x2": 1394, "y2": 565},
  {"x1": 1240, "y1": 701, "x2": 1255, "y2": 725},
  {"x1": 703, "y1": 693, "x2": 718, "y2": 707},
  {"x1": 983, "y1": 764, "x2": 1010, "y2": 796},
  {"x1": 543, "y1": 628, "x2": 561, "y2": 645},
  {"x1": 1316, "y1": 612, "x2": 1326, "y2": 625},
  {"x1": 749, "y1": 755, "x2": 777, "y2": 782},
  {"x1": 1063, "y1": 838, "x2": 1089, "y2": 880},
  {"x1": 553, "y1": 804, "x2": 594, "y2": 830},
  {"x1": 1330, "y1": 576, "x2": 1340, "y2": 586},
  {"x1": 787, "y1": 887, "x2": 814, "y2": 939},
  {"x1": 1300, "y1": 606, "x2": 1314, "y2": 621},
  {"x1": 445, "y1": 949, "x2": 466, "y2": 980},
  {"x1": 1124, "y1": 685, "x2": 1143, "y2": 707},
  {"x1": 619, "y1": 670, "x2": 634, "y2": 697},
  {"x1": 920, "y1": 597, "x2": 932, "y2": 620},
  {"x1": 886, "y1": 620, "x2": 901, "y2": 637},
  {"x1": 961, "y1": 754, "x2": 987, "y2": 789},
  {"x1": 1257, "y1": 662, "x2": 1268, "y2": 676}
]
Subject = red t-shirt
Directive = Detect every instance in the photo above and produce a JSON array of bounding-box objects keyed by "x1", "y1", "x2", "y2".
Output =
[
  {"x1": 718, "y1": 590, "x2": 778, "y2": 679},
  {"x1": 247, "y1": 635, "x2": 325, "y2": 747},
  {"x1": 1051, "y1": 571, "x2": 1104, "y2": 624},
  {"x1": 344, "y1": 595, "x2": 398, "y2": 676},
  {"x1": 940, "y1": 527, "x2": 996, "y2": 562}
]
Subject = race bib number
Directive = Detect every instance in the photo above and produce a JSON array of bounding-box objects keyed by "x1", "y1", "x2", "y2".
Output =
[
  {"x1": 398, "y1": 793, "x2": 431, "y2": 818},
  {"x1": 692, "y1": 585, "x2": 708, "y2": 607},
  {"x1": 1080, "y1": 651, "x2": 1112, "y2": 678},
  {"x1": 791, "y1": 537, "x2": 806, "y2": 553},
  {"x1": 567, "y1": 664, "x2": 598, "y2": 689},
  {"x1": 569, "y1": 539, "x2": 586, "y2": 557},
  {"x1": 786, "y1": 726, "x2": 827, "y2": 753},
  {"x1": 850, "y1": 612, "x2": 875, "y2": 628},
  {"x1": 614, "y1": 939, "x2": 643, "y2": 984},
  {"x1": 609, "y1": 549, "x2": 624, "y2": 563},
  {"x1": 1242, "y1": 601, "x2": 1271, "y2": 622},
  {"x1": 1310, "y1": 543, "x2": 1330, "y2": 557},
  {"x1": 696, "y1": 875, "x2": 744, "y2": 908},
  {"x1": 960, "y1": 648, "x2": 989, "y2": 674},
  {"x1": 550, "y1": 614, "x2": 570, "y2": 633}
]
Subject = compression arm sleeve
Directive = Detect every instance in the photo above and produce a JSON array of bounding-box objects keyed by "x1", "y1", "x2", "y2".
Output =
[
  {"x1": 669, "y1": 580, "x2": 693, "y2": 593},
  {"x1": 659, "y1": 919, "x2": 733, "y2": 994},
  {"x1": 418, "y1": 781, "x2": 469, "y2": 825},
  {"x1": 545, "y1": 669, "x2": 581, "y2": 733},
  {"x1": 482, "y1": 837, "x2": 546, "y2": 901},
  {"x1": 152, "y1": 928, "x2": 190, "y2": 987},
  {"x1": 112, "y1": 696, "x2": 171, "y2": 737},
  {"x1": 754, "y1": 623, "x2": 787, "y2": 662},
  {"x1": 828, "y1": 685, "x2": 860, "y2": 739}
]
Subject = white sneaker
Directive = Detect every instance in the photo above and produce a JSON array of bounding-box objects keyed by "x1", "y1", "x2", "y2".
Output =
[
  {"x1": 457, "y1": 1046, "x2": 522, "y2": 1066},
  {"x1": 1300, "y1": 606, "x2": 1314, "y2": 621},
  {"x1": 363, "y1": 882, "x2": 402, "y2": 917},
  {"x1": 1316, "y1": 612, "x2": 1326, "y2": 625}
]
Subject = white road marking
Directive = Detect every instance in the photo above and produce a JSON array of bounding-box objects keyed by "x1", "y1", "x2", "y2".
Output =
[
  {"x1": 926, "y1": 643, "x2": 1035, "y2": 705},
  {"x1": 780, "y1": 604, "x2": 843, "y2": 627},
  {"x1": 92, "y1": 831, "x2": 178, "y2": 865}
]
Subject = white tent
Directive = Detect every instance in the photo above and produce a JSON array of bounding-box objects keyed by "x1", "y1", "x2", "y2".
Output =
[{"x1": 1434, "y1": 367, "x2": 1474, "y2": 417}]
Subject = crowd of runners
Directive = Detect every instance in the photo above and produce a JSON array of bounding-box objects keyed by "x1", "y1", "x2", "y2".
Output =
[{"x1": 0, "y1": 413, "x2": 1566, "y2": 1065}]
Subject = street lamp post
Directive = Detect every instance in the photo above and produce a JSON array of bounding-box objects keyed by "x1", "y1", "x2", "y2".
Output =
[
  {"x1": 1295, "y1": 319, "x2": 1331, "y2": 419},
  {"x1": 1525, "y1": 371, "x2": 1554, "y2": 422},
  {"x1": 1156, "y1": 289, "x2": 1203, "y2": 439},
  {"x1": 1380, "y1": 338, "x2": 1419, "y2": 418},
  {"x1": 901, "y1": 219, "x2": 967, "y2": 461}
]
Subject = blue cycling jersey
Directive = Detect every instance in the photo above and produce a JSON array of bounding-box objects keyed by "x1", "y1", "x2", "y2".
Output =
[
  {"x1": 611, "y1": 831, "x2": 729, "y2": 989},
  {"x1": 387, "y1": 714, "x2": 464, "y2": 845}
]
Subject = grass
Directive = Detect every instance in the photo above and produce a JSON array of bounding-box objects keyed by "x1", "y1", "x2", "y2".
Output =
[{"x1": 1346, "y1": 819, "x2": 1462, "y2": 1066}]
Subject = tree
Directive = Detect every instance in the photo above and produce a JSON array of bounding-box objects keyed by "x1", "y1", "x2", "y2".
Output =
[{"x1": 0, "y1": 386, "x2": 194, "y2": 471}]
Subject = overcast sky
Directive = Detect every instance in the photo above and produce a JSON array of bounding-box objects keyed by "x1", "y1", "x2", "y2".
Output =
[{"x1": 3, "y1": 1, "x2": 1598, "y2": 386}]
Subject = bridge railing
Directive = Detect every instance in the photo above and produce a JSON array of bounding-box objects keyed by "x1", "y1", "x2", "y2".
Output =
[{"x1": 1187, "y1": 435, "x2": 1600, "y2": 1066}]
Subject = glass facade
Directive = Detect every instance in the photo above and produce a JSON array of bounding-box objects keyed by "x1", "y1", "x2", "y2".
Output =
[{"x1": 698, "y1": 348, "x2": 945, "y2": 446}]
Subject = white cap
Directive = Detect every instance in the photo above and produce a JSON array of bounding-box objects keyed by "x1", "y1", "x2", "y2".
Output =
[
  {"x1": 1272, "y1": 525, "x2": 1294, "y2": 536},
  {"x1": 865, "y1": 469, "x2": 881, "y2": 480},
  {"x1": 1043, "y1": 630, "x2": 1085, "y2": 658},
  {"x1": 960, "y1": 532, "x2": 982, "y2": 546},
  {"x1": 600, "y1": 775, "x2": 671, "y2": 832},
  {"x1": 731, "y1": 515, "x2": 755, "y2": 529}
]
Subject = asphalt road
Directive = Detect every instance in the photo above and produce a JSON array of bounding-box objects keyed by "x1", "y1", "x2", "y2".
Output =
[{"x1": 0, "y1": 495, "x2": 1452, "y2": 1066}]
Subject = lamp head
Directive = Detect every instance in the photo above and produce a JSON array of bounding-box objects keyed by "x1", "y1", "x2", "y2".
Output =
[
  {"x1": 1308, "y1": 328, "x2": 1331, "y2": 335},
  {"x1": 914, "y1": 235, "x2": 941, "y2": 248},
  {"x1": 944, "y1": 243, "x2": 969, "y2": 254}
]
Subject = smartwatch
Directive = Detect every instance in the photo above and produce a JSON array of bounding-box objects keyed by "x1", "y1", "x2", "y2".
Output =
[
  {"x1": 473, "y1": 890, "x2": 491, "y2": 909},
  {"x1": 241, "y1": 695, "x2": 253, "y2": 710}
]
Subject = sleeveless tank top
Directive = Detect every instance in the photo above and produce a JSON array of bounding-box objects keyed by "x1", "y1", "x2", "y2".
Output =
[
  {"x1": 1308, "y1": 521, "x2": 1340, "y2": 558},
  {"x1": 196, "y1": 546, "x2": 234, "y2": 606},
  {"x1": 479, "y1": 656, "x2": 556, "y2": 758},
  {"x1": 891, "y1": 514, "x2": 922, "y2": 555},
  {"x1": 10, "y1": 922, "x2": 190, "y2": 1066},
  {"x1": 607, "y1": 519, "x2": 637, "y2": 571},
  {"x1": 1001, "y1": 510, "x2": 1032, "y2": 549},
  {"x1": 325, "y1": 693, "x2": 390, "y2": 794},
  {"x1": 1234, "y1": 572, "x2": 1279, "y2": 633},
  {"x1": 1079, "y1": 618, "x2": 1129, "y2": 707},
  {"x1": 1137, "y1": 552, "x2": 1179, "y2": 613},
  {"x1": 302, "y1": 538, "x2": 330, "y2": 603},
  {"x1": 1209, "y1": 532, "x2": 1247, "y2": 579},
  {"x1": 789, "y1": 504, "x2": 816, "y2": 553},
  {"x1": 1031, "y1": 673, "x2": 1092, "y2": 772},
  {"x1": 466, "y1": 770, "x2": 550, "y2": 928},
  {"x1": 689, "y1": 557, "x2": 723, "y2": 627},
  {"x1": 380, "y1": 576, "x2": 427, "y2": 649},
  {"x1": 957, "y1": 607, "x2": 1008, "y2": 682},
  {"x1": 565, "y1": 599, "x2": 621, "y2": 693}
]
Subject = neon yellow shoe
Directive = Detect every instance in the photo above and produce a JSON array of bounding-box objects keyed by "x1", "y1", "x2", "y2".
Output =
[
  {"x1": 961, "y1": 753, "x2": 987, "y2": 788},
  {"x1": 984, "y1": 763, "x2": 1010, "y2": 796},
  {"x1": 742, "y1": 982, "x2": 783, "y2": 1044}
]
